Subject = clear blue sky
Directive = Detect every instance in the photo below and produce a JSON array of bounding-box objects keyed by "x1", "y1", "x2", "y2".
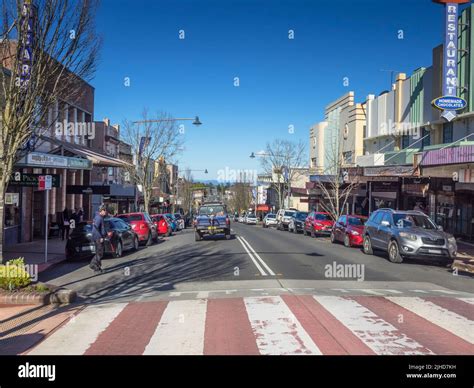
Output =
[{"x1": 92, "y1": 0, "x2": 467, "y2": 181}]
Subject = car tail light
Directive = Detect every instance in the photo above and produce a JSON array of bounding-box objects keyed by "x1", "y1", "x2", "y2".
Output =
[
  {"x1": 131, "y1": 224, "x2": 136, "y2": 229},
  {"x1": 226, "y1": 217, "x2": 230, "y2": 224},
  {"x1": 107, "y1": 231, "x2": 114, "y2": 238}
]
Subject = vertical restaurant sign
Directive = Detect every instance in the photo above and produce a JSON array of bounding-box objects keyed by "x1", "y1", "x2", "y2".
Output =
[
  {"x1": 18, "y1": 0, "x2": 36, "y2": 90},
  {"x1": 431, "y1": 1, "x2": 470, "y2": 121}
]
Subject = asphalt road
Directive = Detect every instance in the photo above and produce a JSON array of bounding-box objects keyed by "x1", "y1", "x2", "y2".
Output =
[{"x1": 39, "y1": 222, "x2": 474, "y2": 304}]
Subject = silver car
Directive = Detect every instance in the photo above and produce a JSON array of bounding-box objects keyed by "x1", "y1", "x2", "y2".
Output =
[
  {"x1": 362, "y1": 209, "x2": 457, "y2": 264},
  {"x1": 263, "y1": 213, "x2": 278, "y2": 228}
]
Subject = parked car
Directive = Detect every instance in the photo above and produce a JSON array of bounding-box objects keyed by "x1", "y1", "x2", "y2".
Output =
[
  {"x1": 164, "y1": 213, "x2": 178, "y2": 232},
  {"x1": 117, "y1": 212, "x2": 158, "y2": 245},
  {"x1": 194, "y1": 202, "x2": 231, "y2": 241},
  {"x1": 288, "y1": 211, "x2": 309, "y2": 233},
  {"x1": 331, "y1": 215, "x2": 367, "y2": 247},
  {"x1": 276, "y1": 209, "x2": 297, "y2": 230},
  {"x1": 174, "y1": 213, "x2": 185, "y2": 230},
  {"x1": 362, "y1": 208, "x2": 457, "y2": 264},
  {"x1": 66, "y1": 218, "x2": 139, "y2": 260},
  {"x1": 303, "y1": 211, "x2": 334, "y2": 237},
  {"x1": 245, "y1": 213, "x2": 257, "y2": 225},
  {"x1": 262, "y1": 213, "x2": 277, "y2": 228},
  {"x1": 152, "y1": 214, "x2": 172, "y2": 237}
]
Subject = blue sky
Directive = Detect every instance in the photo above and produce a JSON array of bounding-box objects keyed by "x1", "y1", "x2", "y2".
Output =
[{"x1": 92, "y1": 0, "x2": 467, "y2": 181}]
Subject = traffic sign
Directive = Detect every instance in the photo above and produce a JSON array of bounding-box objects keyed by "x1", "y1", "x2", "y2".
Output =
[{"x1": 38, "y1": 175, "x2": 52, "y2": 191}]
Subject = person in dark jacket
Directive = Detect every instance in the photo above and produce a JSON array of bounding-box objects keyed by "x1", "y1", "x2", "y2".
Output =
[{"x1": 89, "y1": 205, "x2": 108, "y2": 274}]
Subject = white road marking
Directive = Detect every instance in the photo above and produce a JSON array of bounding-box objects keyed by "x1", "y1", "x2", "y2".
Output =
[
  {"x1": 314, "y1": 296, "x2": 434, "y2": 355},
  {"x1": 431, "y1": 289, "x2": 461, "y2": 295},
  {"x1": 244, "y1": 296, "x2": 322, "y2": 355},
  {"x1": 144, "y1": 299, "x2": 207, "y2": 355},
  {"x1": 29, "y1": 303, "x2": 127, "y2": 355},
  {"x1": 236, "y1": 236, "x2": 267, "y2": 276},
  {"x1": 411, "y1": 290, "x2": 429, "y2": 294},
  {"x1": 458, "y1": 297, "x2": 474, "y2": 305},
  {"x1": 387, "y1": 297, "x2": 474, "y2": 344},
  {"x1": 239, "y1": 236, "x2": 276, "y2": 276}
]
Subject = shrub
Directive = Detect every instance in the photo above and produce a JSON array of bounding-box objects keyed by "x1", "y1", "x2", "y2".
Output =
[{"x1": 0, "y1": 257, "x2": 31, "y2": 290}]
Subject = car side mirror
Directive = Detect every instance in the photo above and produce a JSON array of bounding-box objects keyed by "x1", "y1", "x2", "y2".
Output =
[
  {"x1": 437, "y1": 225, "x2": 443, "y2": 231},
  {"x1": 381, "y1": 220, "x2": 390, "y2": 227},
  {"x1": 338, "y1": 222, "x2": 344, "y2": 226}
]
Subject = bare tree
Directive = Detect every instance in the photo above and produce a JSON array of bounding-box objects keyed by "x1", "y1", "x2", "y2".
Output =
[
  {"x1": 259, "y1": 139, "x2": 306, "y2": 210},
  {"x1": 122, "y1": 110, "x2": 184, "y2": 213},
  {"x1": 314, "y1": 134, "x2": 359, "y2": 221},
  {"x1": 0, "y1": 0, "x2": 100, "y2": 259},
  {"x1": 229, "y1": 182, "x2": 251, "y2": 214},
  {"x1": 180, "y1": 168, "x2": 194, "y2": 215}
]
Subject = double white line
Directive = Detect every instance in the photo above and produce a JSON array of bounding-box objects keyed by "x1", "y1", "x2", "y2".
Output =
[{"x1": 236, "y1": 235, "x2": 275, "y2": 276}]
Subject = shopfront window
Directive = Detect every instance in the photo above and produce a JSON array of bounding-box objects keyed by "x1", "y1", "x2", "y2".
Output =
[
  {"x1": 443, "y1": 122, "x2": 453, "y2": 144},
  {"x1": 422, "y1": 128, "x2": 430, "y2": 148},
  {"x1": 4, "y1": 193, "x2": 20, "y2": 227}
]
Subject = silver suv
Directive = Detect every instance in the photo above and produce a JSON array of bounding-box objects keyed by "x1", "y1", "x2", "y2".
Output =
[{"x1": 362, "y1": 209, "x2": 457, "y2": 264}]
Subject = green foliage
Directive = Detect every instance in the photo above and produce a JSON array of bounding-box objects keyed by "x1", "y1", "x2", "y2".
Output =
[{"x1": 0, "y1": 257, "x2": 31, "y2": 290}]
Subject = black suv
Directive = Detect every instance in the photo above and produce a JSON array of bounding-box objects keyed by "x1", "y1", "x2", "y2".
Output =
[{"x1": 362, "y1": 209, "x2": 457, "y2": 264}]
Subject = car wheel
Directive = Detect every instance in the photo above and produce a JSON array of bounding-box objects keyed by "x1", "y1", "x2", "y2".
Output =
[
  {"x1": 344, "y1": 234, "x2": 351, "y2": 248},
  {"x1": 146, "y1": 232, "x2": 152, "y2": 246},
  {"x1": 388, "y1": 240, "x2": 403, "y2": 263},
  {"x1": 165, "y1": 228, "x2": 171, "y2": 237},
  {"x1": 293, "y1": 226, "x2": 298, "y2": 234},
  {"x1": 195, "y1": 231, "x2": 202, "y2": 241},
  {"x1": 115, "y1": 241, "x2": 123, "y2": 258},
  {"x1": 303, "y1": 228, "x2": 308, "y2": 236},
  {"x1": 310, "y1": 228, "x2": 315, "y2": 238},
  {"x1": 363, "y1": 235, "x2": 373, "y2": 255},
  {"x1": 225, "y1": 232, "x2": 231, "y2": 240},
  {"x1": 133, "y1": 236, "x2": 139, "y2": 251},
  {"x1": 330, "y1": 232, "x2": 336, "y2": 244}
]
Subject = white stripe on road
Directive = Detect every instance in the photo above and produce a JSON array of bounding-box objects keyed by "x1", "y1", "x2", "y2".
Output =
[
  {"x1": 313, "y1": 296, "x2": 434, "y2": 355},
  {"x1": 29, "y1": 303, "x2": 127, "y2": 355},
  {"x1": 458, "y1": 297, "x2": 474, "y2": 305},
  {"x1": 239, "y1": 236, "x2": 276, "y2": 276},
  {"x1": 244, "y1": 296, "x2": 322, "y2": 355},
  {"x1": 144, "y1": 299, "x2": 207, "y2": 355},
  {"x1": 236, "y1": 236, "x2": 267, "y2": 276},
  {"x1": 387, "y1": 297, "x2": 474, "y2": 344}
]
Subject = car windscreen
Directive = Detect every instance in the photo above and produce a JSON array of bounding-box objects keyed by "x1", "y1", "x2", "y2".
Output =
[
  {"x1": 284, "y1": 211, "x2": 295, "y2": 217},
  {"x1": 247, "y1": 214, "x2": 256, "y2": 218},
  {"x1": 295, "y1": 212, "x2": 308, "y2": 220},
  {"x1": 393, "y1": 214, "x2": 436, "y2": 229},
  {"x1": 348, "y1": 217, "x2": 366, "y2": 226},
  {"x1": 315, "y1": 213, "x2": 331, "y2": 221},
  {"x1": 266, "y1": 214, "x2": 276, "y2": 218},
  {"x1": 199, "y1": 206, "x2": 225, "y2": 215}
]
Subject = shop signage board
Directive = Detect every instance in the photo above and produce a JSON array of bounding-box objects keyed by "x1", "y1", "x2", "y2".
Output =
[
  {"x1": 16, "y1": 152, "x2": 92, "y2": 170},
  {"x1": 10, "y1": 173, "x2": 60, "y2": 187}
]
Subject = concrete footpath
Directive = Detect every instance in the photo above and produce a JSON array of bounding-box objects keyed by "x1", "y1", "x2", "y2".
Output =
[
  {"x1": 454, "y1": 241, "x2": 474, "y2": 275},
  {"x1": 2, "y1": 239, "x2": 67, "y2": 273}
]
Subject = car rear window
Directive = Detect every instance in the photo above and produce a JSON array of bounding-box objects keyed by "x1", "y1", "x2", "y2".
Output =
[
  {"x1": 118, "y1": 214, "x2": 143, "y2": 222},
  {"x1": 71, "y1": 223, "x2": 92, "y2": 234},
  {"x1": 348, "y1": 217, "x2": 366, "y2": 226},
  {"x1": 295, "y1": 212, "x2": 308, "y2": 220},
  {"x1": 315, "y1": 213, "x2": 331, "y2": 221},
  {"x1": 199, "y1": 206, "x2": 225, "y2": 215},
  {"x1": 284, "y1": 211, "x2": 295, "y2": 216}
]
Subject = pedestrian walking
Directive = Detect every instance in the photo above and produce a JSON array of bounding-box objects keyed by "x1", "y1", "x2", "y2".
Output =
[
  {"x1": 89, "y1": 204, "x2": 108, "y2": 274},
  {"x1": 61, "y1": 207, "x2": 70, "y2": 240}
]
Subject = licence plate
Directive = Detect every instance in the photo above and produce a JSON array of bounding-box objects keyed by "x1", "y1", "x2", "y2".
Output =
[
  {"x1": 428, "y1": 249, "x2": 442, "y2": 254},
  {"x1": 82, "y1": 246, "x2": 95, "y2": 252},
  {"x1": 208, "y1": 226, "x2": 216, "y2": 230}
]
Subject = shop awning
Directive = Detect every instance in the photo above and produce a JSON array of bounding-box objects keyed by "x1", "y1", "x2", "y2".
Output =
[{"x1": 43, "y1": 136, "x2": 131, "y2": 168}]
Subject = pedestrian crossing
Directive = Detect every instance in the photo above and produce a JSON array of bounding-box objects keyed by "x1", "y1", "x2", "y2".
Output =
[{"x1": 27, "y1": 295, "x2": 474, "y2": 355}]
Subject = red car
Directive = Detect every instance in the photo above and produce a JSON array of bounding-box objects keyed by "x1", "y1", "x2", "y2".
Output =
[
  {"x1": 152, "y1": 214, "x2": 172, "y2": 237},
  {"x1": 117, "y1": 212, "x2": 158, "y2": 245},
  {"x1": 303, "y1": 211, "x2": 334, "y2": 237},
  {"x1": 331, "y1": 215, "x2": 367, "y2": 247}
]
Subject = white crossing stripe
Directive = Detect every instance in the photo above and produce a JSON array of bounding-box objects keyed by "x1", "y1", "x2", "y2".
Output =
[
  {"x1": 28, "y1": 303, "x2": 127, "y2": 355},
  {"x1": 244, "y1": 296, "x2": 322, "y2": 355},
  {"x1": 458, "y1": 297, "x2": 474, "y2": 305},
  {"x1": 144, "y1": 299, "x2": 207, "y2": 355},
  {"x1": 387, "y1": 297, "x2": 474, "y2": 344},
  {"x1": 313, "y1": 296, "x2": 434, "y2": 355}
]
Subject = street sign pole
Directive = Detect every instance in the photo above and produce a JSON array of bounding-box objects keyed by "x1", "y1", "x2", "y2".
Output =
[{"x1": 45, "y1": 188, "x2": 49, "y2": 263}]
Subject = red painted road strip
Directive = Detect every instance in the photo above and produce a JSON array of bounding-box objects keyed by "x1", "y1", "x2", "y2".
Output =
[
  {"x1": 423, "y1": 297, "x2": 474, "y2": 321},
  {"x1": 204, "y1": 298, "x2": 260, "y2": 355},
  {"x1": 281, "y1": 295, "x2": 347, "y2": 355},
  {"x1": 84, "y1": 301, "x2": 168, "y2": 355},
  {"x1": 284, "y1": 295, "x2": 374, "y2": 355},
  {"x1": 353, "y1": 296, "x2": 474, "y2": 355}
]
